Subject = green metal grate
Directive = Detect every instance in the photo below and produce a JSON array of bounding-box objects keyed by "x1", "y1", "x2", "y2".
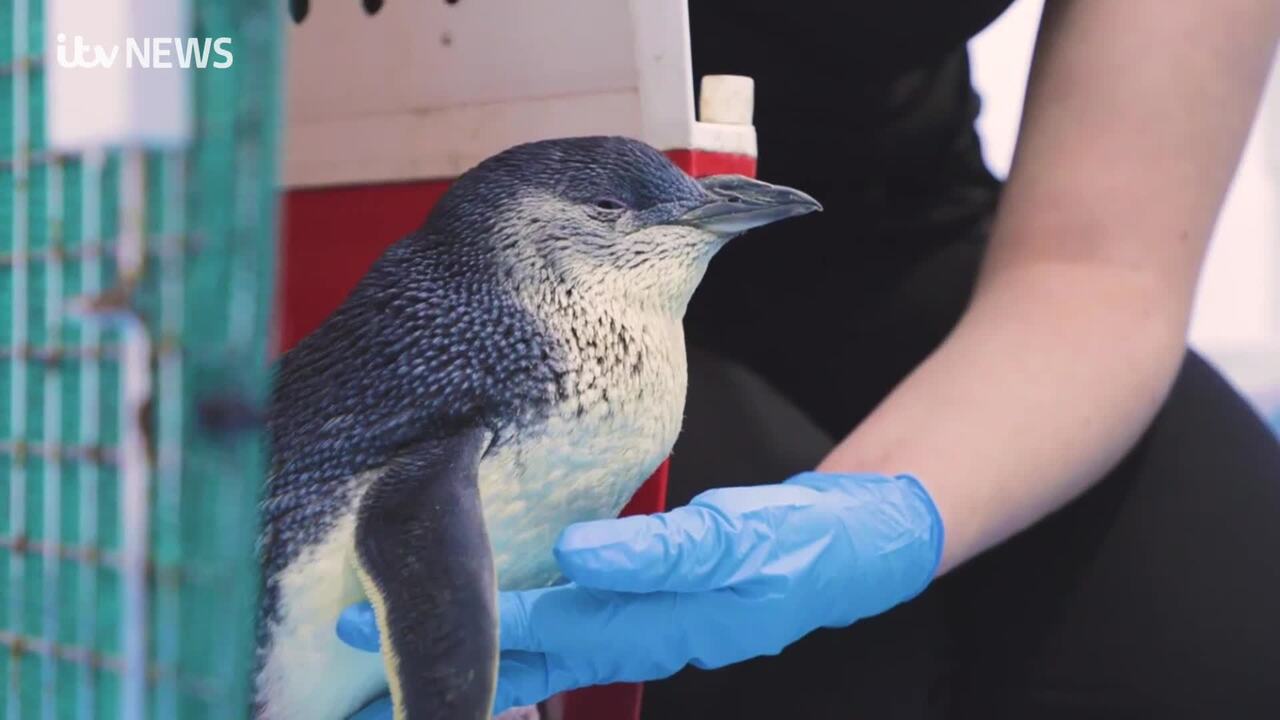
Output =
[{"x1": 0, "y1": 1, "x2": 280, "y2": 718}]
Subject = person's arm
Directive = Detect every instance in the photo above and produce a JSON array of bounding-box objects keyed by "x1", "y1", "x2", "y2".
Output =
[{"x1": 820, "y1": 0, "x2": 1279, "y2": 573}]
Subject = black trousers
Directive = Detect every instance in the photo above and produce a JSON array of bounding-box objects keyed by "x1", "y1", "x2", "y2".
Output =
[{"x1": 641, "y1": 189, "x2": 1280, "y2": 718}]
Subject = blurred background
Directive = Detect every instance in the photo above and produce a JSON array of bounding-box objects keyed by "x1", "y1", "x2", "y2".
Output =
[{"x1": 971, "y1": 0, "x2": 1280, "y2": 431}]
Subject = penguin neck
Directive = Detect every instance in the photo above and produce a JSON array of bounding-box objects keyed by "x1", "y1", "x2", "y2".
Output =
[
  {"x1": 511, "y1": 267, "x2": 689, "y2": 409},
  {"x1": 538, "y1": 255, "x2": 711, "y2": 320},
  {"x1": 522, "y1": 266, "x2": 696, "y2": 337}
]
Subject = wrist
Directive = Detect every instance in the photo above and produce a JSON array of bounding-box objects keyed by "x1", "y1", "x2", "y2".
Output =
[
  {"x1": 892, "y1": 473, "x2": 946, "y2": 588},
  {"x1": 787, "y1": 471, "x2": 945, "y2": 609}
]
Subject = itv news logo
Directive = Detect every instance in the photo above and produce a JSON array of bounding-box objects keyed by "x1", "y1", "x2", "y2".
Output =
[{"x1": 55, "y1": 33, "x2": 233, "y2": 70}]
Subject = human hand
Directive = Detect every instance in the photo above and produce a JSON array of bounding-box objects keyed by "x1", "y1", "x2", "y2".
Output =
[{"x1": 338, "y1": 472, "x2": 943, "y2": 715}]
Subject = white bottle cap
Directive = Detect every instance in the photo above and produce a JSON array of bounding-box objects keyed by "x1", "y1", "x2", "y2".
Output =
[{"x1": 698, "y1": 75, "x2": 755, "y2": 126}]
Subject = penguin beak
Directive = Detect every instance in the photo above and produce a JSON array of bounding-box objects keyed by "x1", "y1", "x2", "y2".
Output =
[{"x1": 675, "y1": 175, "x2": 822, "y2": 234}]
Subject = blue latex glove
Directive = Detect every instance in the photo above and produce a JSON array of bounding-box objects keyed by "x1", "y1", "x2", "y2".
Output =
[{"x1": 338, "y1": 471, "x2": 943, "y2": 716}]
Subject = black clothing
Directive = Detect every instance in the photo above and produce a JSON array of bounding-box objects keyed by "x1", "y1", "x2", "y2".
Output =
[{"x1": 642, "y1": 4, "x2": 1280, "y2": 718}]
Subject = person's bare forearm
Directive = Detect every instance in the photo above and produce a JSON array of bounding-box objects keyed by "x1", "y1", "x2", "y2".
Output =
[
  {"x1": 820, "y1": 0, "x2": 1278, "y2": 572},
  {"x1": 819, "y1": 266, "x2": 1183, "y2": 572}
]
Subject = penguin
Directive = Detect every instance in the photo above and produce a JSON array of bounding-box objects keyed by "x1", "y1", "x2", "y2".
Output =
[{"x1": 254, "y1": 136, "x2": 821, "y2": 720}]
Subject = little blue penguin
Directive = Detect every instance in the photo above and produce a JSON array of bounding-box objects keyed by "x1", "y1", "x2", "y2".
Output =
[{"x1": 254, "y1": 136, "x2": 820, "y2": 720}]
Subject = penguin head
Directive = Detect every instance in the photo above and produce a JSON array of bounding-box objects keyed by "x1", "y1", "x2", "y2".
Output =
[{"x1": 426, "y1": 136, "x2": 821, "y2": 312}]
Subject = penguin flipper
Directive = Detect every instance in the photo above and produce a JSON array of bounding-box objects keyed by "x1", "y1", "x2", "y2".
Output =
[{"x1": 354, "y1": 428, "x2": 497, "y2": 720}]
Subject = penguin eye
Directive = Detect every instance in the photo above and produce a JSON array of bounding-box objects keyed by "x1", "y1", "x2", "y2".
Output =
[{"x1": 592, "y1": 197, "x2": 627, "y2": 212}]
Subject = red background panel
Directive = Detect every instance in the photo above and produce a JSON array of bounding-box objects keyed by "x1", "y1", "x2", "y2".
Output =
[
  {"x1": 278, "y1": 149, "x2": 749, "y2": 720},
  {"x1": 278, "y1": 180, "x2": 453, "y2": 352}
]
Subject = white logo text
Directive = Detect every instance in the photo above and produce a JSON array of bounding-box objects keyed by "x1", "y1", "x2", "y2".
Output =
[{"x1": 55, "y1": 34, "x2": 233, "y2": 69}]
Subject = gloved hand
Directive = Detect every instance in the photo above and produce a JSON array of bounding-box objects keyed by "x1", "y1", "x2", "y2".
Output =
[{"x1": 337, "y1": 471, "x2": 944, "y2": 716}]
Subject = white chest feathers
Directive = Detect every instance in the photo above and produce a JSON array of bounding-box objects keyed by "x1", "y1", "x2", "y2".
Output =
[{"x1": 480, "y1": 303, "x2": 687, "y2": 589}]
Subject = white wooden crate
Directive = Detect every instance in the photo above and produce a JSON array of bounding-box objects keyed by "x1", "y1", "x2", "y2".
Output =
[{"x1": 284, "y1": 0, "x2": 757, "y2": 188}]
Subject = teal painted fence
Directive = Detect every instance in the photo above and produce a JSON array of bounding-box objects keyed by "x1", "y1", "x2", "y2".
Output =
[{"x1": 0, "y1": 1, "x2": 280, "y2": 718}]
